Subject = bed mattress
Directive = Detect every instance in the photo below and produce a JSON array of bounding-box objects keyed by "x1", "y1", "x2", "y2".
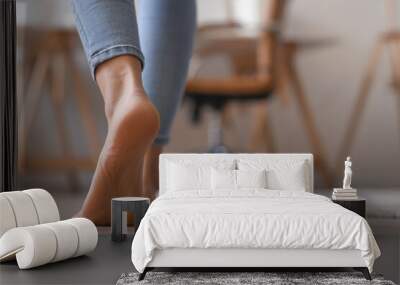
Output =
[{"x1": 131, "y1": 190, "x2": 380, "y2": 273}]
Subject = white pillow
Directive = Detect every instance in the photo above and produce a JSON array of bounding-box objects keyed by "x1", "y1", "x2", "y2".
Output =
[
  {"x1": 267, "y1": 166, "x2": 306, "y2": 191},
  {"x1": 166, "y1": 159, "x2": 236, "y2": 192},
  {"x1": 167, "y1": 162, "x2": 210, "y2": 191},
  {"x1": 236, "y1": 169, "x2": 267, "y2": 189},
  {"x1": 211, "y1": 169, "x2": 267, "y2": 190},
  {"x1": 211, "y1": 168, "x2": 236, "y2": 190},
  {"x1": 238, "y1": 159, "x2": 308, "y2": 191}
]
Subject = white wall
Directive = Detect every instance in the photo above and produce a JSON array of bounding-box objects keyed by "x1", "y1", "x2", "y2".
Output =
[{"x1": 19, "y1": 0, "x2": 75, "y2": 28}]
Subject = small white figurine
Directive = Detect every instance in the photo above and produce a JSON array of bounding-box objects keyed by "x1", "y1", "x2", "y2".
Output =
[{"x1": 343, "y1": 156, "x2": 352, "y2": 189}]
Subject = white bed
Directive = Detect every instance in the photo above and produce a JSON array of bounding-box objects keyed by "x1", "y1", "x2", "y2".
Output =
[{"x1": 131, "y1": 154, "x2": 380, "y2": 280}]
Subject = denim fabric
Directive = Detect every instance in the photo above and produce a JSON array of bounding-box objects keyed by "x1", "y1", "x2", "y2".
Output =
[
  {"x1": 72, "y1": 0, "x2": 144, "y2": 76},
  {"x1": 71, "y1": 0, "x2": 196, "y2": 145}
]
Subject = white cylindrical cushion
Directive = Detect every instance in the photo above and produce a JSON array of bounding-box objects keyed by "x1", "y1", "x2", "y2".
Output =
[
  {"x1": 0, "y1": 191, "x2": 39, "y2": 227},
  {"x1": 0, "y1": 218, "x2": 97, "y2": 269},
  {"x1": 64, "y1": 218, "x2": 98, "y2": 257},
  {"x1": 0, "y1": 226, "x2": 57, "y2": 269},
  {"x1": 0, "y1": 196, "x2": 17, "y2": 237},
  {"x1": 0, "y1": 189, "x2": 60, "y2": 239},
  {"x1": 23, "y1": 189, "x2": 59, "y2": 223},
  {"x1": 42, "y1": 221, "x2": 79, "y2": 262}
]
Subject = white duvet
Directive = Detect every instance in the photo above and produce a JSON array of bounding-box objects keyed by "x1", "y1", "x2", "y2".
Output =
[{"x1": 131, "y1": 190, "x2": 380, "y2": 273}]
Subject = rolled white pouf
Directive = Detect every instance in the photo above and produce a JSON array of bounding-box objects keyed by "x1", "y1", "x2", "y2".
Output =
[
  {"x1": 23, "y1": 189, "x2": 59, "y2": 224},
  {"x1": 0, "y1": 226, "x2": 57, "y2": 269},
  {"x1": 0, "y1": 196, "x2": 17, "y2": 237},
  {"x1": 64, "y1": 218, "x2": 98, "y2": 257},
  {"x1": 0, "y1": 218, "x2": 97, "y2": 269},
  {"x1": 42, "y1": 221, "x2": 79, "y2": 262},
  {"x1": 0, "y1": 191, "x2": 39, "y2": 227}
]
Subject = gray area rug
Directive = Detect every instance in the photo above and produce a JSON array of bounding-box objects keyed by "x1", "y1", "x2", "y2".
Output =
[{"x1": 116, "y1": 272, "x2": 396, "y2": 285}]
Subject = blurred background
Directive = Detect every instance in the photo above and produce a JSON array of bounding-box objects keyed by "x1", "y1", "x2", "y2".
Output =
[{"x1": 15, "y1": 0, "x2": 399, "y2": 282}]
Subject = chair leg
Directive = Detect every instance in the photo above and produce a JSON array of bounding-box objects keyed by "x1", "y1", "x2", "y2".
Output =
[
  {"x1": 138, "y1": 268, "x2": 148, "y2": 281},
  {"x1": 354, "y1": 267, "x2": 372, "y2": 280},
  {"x1": 248, "y1": 101, "x2": 276, "y2": 153},
  {"x1": 208, "y1": 108, "x2": 227, "y2": 153},
  {"x1": 336, "y1": 40, "x2": 384, "y2": 175},
  {"x1": 285, "y1": 47, "x2": 333, "y2": 187},
  {"x1": 66, "y1": 56, "x2": 101, "y2": 164},
  {"x1": 49, "y1": 56, "x2": 79, "y2": 191},
  {"x1": 19, "y1": 53, "x2": 49, "y2": 170}
]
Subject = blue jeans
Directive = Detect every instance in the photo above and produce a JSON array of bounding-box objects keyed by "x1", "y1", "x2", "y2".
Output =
[{"x1": 71, "y1": 0, "x2": 196, "y2": 145}]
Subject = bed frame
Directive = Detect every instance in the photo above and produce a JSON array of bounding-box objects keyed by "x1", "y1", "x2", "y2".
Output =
[{"x1": 139, "y1": 154, "x2": 371, "y2": 280}]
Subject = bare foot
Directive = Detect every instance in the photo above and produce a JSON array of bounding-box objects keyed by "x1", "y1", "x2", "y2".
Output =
[
  {"x1": 143, "y1": 145, "x2": 163, "y2": 201},
  {"x1": 75, "y1": 56, "x2": 160, "y2": 226}
]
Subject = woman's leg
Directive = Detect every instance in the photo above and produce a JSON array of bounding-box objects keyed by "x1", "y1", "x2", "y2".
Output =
[
  {"x1": 139, "y1": 0, "x2": 197, "y2": 200},
  {"x1": 71, "y1": 0, "x2": 159, "y2": 225}
]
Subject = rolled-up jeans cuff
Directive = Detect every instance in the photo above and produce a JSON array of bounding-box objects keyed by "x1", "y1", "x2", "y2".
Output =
[{"x1": 89, "y1": 45, "x2": 145, "y2": 79}]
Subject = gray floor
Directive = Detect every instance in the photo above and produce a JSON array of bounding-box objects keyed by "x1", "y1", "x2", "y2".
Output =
[
  {"x1": 2, "y1": 190, "x2": 398, "y2": 284},
  {"x1": 0, "y1": 234, "x2": 134, "y2": 285}
]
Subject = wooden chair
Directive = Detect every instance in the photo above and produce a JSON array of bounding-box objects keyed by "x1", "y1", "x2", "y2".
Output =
[
  {"x1": 336, "y1": 0, "x2": 400, "y2": 174},
  {"x1": 185, "y1": 0, "x2": 333, "y2": 186},
  {"x1": 18, "y1": 28, "x2": 101, "y2": 191}
]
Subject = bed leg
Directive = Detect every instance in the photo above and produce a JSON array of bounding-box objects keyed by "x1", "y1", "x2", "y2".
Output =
[
  {"x1": 354, "y1": 267, "x2": 371, "y2": 280},
  {"x1": 362, "y1": 268, "x2": 372, "y2": 281},
  {"x1": 138, "y1": 268, "x2": 148, "y2": 281}
]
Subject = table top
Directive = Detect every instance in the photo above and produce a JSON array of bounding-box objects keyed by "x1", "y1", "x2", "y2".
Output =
[
  {"x1": 332, "y1": 198, "x2": 366, "y2": 202},
  {"x1": 112, "y1": 197, "x2": 149, "y2": 202}
]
